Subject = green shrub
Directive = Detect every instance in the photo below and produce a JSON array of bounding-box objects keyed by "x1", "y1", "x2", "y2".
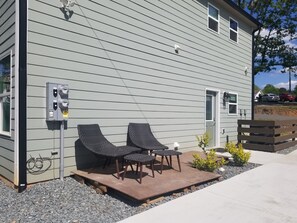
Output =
[
  {"x1": 192, "y1": 150, "x2": 226, "y2": 172},
  {"x1": 196, "y1": 132, "x2": 210, "y2": 153},
  {"x1": 226, "y1": 142, "x2": 251, "y2": 166}
]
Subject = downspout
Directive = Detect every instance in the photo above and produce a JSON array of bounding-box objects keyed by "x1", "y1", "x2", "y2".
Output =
[
  {"x1": 14, "y1": 0, "x2": 19, "y2": 189},
  {"x1": 251, "y1": 26, "x2": 260, "y2": 120},
  {"x1": 17, "y1": 0, "x2": 28, "y2": 192}
]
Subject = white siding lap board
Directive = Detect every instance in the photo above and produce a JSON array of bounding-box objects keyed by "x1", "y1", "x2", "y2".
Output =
[
  {"x1": 0, "y1": 0, "x2": 15, "y2": 182},
  {"x1": 27, "y1": 0, "x2": 254, "y2": 183}
]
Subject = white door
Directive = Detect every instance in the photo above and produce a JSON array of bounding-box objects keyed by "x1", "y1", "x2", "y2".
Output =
[{"x1": 206, "y1": 91, "x2": 217, "y2": 147}]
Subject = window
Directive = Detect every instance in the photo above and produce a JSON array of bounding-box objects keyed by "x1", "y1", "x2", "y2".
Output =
[
  {"x1": 206, "y1": 95, "x2": 213, "y2": 121},
  {"x1": 208, "y1": 4, "x2": 219, "y2": 33},
  {"x1": 229, "y1": 18, "x2": 238, "y2": 42},
  {"x1": 228, "y1": 93, "x2": 238, "y2": 115},
  {"x1": 0, "y1": 53, "x2": 11, "y2": 134}
]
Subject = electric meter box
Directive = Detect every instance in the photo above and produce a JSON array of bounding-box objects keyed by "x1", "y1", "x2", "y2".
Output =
[{"x1": 46, "y1": 82, "x2": 69, "y2": 121}]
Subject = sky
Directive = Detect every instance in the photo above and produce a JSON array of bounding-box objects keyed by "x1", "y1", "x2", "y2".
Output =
[{"x1": 255, "y1": 37, "x2": 297, "y2": 91}]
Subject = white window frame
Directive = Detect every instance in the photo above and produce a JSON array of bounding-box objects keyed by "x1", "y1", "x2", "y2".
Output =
[
  {"x1": 228, "y1": 92, "x2": 238, "y2": 115},
  {"x1": 207, "y1": 3, "x2": 220, "y2": 33},
  {"x1": 0, "y1": 50, "x2": 12, "y2": 136},
  {"x1": 229, "y1": 17, "x2": 239, "y2": 43}
]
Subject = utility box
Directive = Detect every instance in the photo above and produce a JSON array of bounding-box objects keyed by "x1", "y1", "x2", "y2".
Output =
[{"x1": 46, "y1": 83, "x2": 69, "y2": 121}]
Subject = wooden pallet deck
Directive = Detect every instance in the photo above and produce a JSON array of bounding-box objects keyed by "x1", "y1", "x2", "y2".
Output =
[{"x1": 72, "y1": 151, "x2": 220, "y2": 201}]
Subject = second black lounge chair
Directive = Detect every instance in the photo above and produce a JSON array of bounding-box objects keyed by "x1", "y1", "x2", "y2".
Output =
[
  {"x1": 77, "y1": 124, "x2": 141, "y2": 178},
  {"x1": 127, "y1": 123, "x2": 168, "y2": 154}
]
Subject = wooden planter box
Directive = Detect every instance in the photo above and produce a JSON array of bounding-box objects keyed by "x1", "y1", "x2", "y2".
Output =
[{"x1": 238, "y1": 120, "x2": 297, "y2": 152}]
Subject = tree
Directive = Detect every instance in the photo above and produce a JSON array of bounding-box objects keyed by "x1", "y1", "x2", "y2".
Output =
[
  {"x1": 293, "y1": 85, "x2": 297, "y2": 96},
  {"x1": 280, "y1": 47, "x2": 297, "y2": 92},
  {"x1": 254, "y1": 84, "x2": 260, "y2": 92},
  {"x1": 279, "y1": 87, "x2": 287, "y2": 94},
  {"x1": 232, "y1": 0, "x2": 297, "y2": 75},
  {"x1": 262, "y1": 84, "x2": 279, "y2": 95}
]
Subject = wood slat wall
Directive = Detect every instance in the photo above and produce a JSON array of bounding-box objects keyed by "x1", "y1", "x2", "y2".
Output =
[{"x1": 238, "y1": 120, "x2": 297, "y2": 152}]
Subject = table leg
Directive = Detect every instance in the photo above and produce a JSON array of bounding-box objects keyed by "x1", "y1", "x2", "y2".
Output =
[
  {"x1": 115, "y1": 158, "x2": 120, "y2": 179},
  {"x1": 160, "y1": 155, "x2": 164, "y2": 174},
  {"x1": 122, "y1": 160, "x2": 129, "y2": 180},
  {"x1": 177, "y1": 155, "x2": 181, "y2": 172},
  {"x1": 139, "y1": 163, "x2": 143, "y2": 184},
  {"x1": 151, "y1": 160, "x2": 155, "y2": 178}
]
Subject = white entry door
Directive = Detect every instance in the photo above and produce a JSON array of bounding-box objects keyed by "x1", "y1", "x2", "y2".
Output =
[{"x1": 206, "y1": 91, "x2": 217, "y2": 147}]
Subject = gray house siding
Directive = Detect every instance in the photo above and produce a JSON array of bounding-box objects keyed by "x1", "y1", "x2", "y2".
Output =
[
  {"x1": 26, "y1": 0, "x2": 255, "y2": 183},
  {"x1": 0, "y1": 0, "x2": 15, "y2": 182}
]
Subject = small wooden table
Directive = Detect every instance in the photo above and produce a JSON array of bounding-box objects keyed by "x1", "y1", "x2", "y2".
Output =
[
  {"x1": 154, "y1": 150, "x2": 182, "y2": 174},
  {"x1": 122, "y1": 153, "x2": 155, "y2": 184}
]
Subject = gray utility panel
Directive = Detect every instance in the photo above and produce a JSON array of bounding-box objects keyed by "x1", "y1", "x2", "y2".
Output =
[{"x1": 46, "y1": 82, "x2": 69, "y2": 121}]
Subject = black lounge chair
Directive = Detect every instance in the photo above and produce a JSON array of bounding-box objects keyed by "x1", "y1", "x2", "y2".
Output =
[
  {"x1": 77, "y1": 124, "x2": 141, "y2": 178},
  {"x1": 127, "y1": 123, "x2": 168, "y2": 154}
]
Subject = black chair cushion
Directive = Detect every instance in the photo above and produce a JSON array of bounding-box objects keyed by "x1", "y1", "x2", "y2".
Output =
[
  {"x1": 78, "y1": 124, "x2": 141, "y2": 158},
  {"x1": 124, "y1": 153, "x2": 155, "y2": 163},
  {"x1": 154, "y1": 150, "x2": 182, "y2": 156},
  {"x1": 127, "y1": 123, "x2": 168, "y2": 151}
]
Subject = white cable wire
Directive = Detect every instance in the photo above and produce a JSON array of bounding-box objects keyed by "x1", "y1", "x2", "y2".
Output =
[{"x1": 75, "y1": 0, "x2": 149, "y2": 123}]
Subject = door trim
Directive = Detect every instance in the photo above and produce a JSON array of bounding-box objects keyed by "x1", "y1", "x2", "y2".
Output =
[{"x1": 205, "y1": 88, "x2": 220, "y2": 148}]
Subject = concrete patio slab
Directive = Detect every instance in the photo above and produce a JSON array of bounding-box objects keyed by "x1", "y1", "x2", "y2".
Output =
[
  {"x1": 248, "y1": 150, "x2": 285, "y2": 164},
  {"x1": 119, "y1": 150, "x2": 297, "y2": 223}
]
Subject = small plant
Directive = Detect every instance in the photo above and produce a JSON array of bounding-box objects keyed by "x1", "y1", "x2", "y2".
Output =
[
  {"x1": 226, "y1": 142, "x2": 251, "y2": 166},
  {"x1": 192, "y1": 150, "x2": 226, "y2": 172},
  {"x1": 196, "y1": 132, "x2": 210, "y2": 154}
]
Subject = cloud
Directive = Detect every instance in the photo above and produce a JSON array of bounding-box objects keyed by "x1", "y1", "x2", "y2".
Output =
[
  {"x1": 259, "y1": 66, "x2": 284, "y2": 77},
  {"x1": 283, "y1": 34, "x2": 297, "y2": 48},
  {"x1": 275, "y1": 80, "x2": 297, "y2": 89},
  {"x1": 286, "y1": 40, "x2": 297, "y2": 48},
  {"x1": 267, "y1": 69, "x2": 282, "y2": 77},
  {"x1": 259, "y1": 28, "x2": 276, "y2": 37},
  {"x1": 260, "y1": 28, "x2": 297, "y2": 48}
]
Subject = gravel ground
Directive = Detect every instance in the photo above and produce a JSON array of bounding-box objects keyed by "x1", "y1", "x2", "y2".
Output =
[{"x1": 0, "y1": 162, "x2": 260, "y2": 223}]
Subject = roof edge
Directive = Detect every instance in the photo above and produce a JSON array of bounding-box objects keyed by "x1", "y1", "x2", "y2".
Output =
[{"x1": 223, "y1": 0, "x2": 262, "y2": 29}]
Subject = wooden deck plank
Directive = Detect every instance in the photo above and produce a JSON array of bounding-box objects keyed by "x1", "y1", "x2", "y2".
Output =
[{"x1": 72, "y1": 151, "x2": 220, "y2": 201}]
